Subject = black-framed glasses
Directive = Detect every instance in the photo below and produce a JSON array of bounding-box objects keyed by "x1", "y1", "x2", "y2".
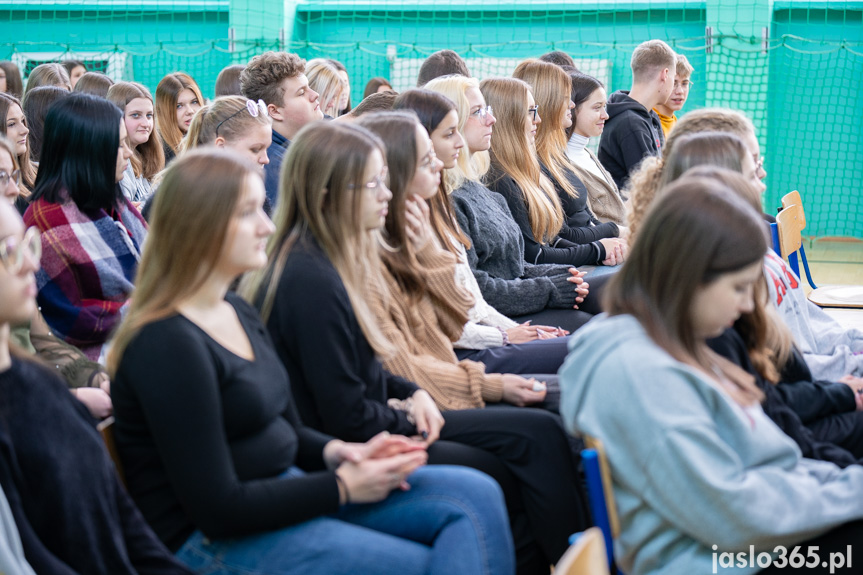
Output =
[
  {"x1": 528, "y1": 105, "x2": 540, "y2": 122},
  {"x1": 215, "y1": 99, "x2": 268, "y2": 137},
  {"x1": 469, "y1": 105, "x2": 493, "y2": 123},
  {"x1": 0, "y1": 169, "x2": 21, "y2": 189},
  {"x1": 0, "y1": 226, "x2": 41, "y2": 274},
  {"x1": 348, "y1": 167, "x2": 389, "y2": 192}
]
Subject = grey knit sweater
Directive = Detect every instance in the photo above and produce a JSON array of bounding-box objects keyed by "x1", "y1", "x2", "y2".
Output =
[{"x1": 451, "y1": 179, "x2": 578, "y2": 316}]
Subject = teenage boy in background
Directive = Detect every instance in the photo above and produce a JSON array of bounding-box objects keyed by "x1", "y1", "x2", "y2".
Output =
[{"x1": 654, "y1": 54, "x2": 695, "y2": 138}]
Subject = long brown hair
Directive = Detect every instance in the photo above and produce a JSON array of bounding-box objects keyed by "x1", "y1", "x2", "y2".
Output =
[
  {"x1": 239, "y1": 121, "x2": 395, "y2": 357},
  {"x1": 480, "y1": 77, "x2": 562, "y2": 243},
  {"x1": 627, "y1": 108, "x2": 755, "y2": 237},
  {"x1": 107, "y1": 82, "x2": 166, "y2": 180},
  {"x1": 393, "y1": 88, "x2": 470, "y2": 253},
  {"x1": 107, "y1": 148, "x2": 257, "y2": 376},
  {"x1": 0, "y1": 61, "x2": 24, "y2": 99},
  {"x1": 155, "y1": 72, "x2": 203, "y2": 154},
  {"x1": 605, "y1": 176, "x2": 767, "y2": 406},
  {"x1": 24, "y1": 63, "x2": 71, "y2": 96},
  {"x1": 682, "y1": 166, "x2": 794, "y2": 383},
  {"x1": 0, "y1": 93, "x2": 37, "y2": 193},
  {"x1": 358, "y1": 112, "x2": 462, "y2": 308},
  {"x1": 512, "y1": 59, "x2": 579, "y2": 199}
]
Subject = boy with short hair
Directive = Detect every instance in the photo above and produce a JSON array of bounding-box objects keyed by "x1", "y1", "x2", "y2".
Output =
[
  {"x1": 241, "y1": 51, "x2": 323, "y2": 208},
  {"x1": 654, "y1": 54, "x2": 694, "y2": 138},
  {"x1": 598, "y1": 39, "x2": 676, "y2": 189}
]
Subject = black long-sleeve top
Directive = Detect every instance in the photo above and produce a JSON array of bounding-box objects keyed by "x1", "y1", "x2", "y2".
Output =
[
  {"x1": 707, "y1": 328, "x2": 857, "y2": 468},
  {"x1": 0, "y1": 357, "x2": 192, "y2": 575},
  {"x1": 262, "y1": 236, "x2": 419, "y2": 442},
  {"x1": 485, "y1": 164, "x2": 607, "y2": 267},
  {"x1": 112, "y1": 292, "x2": 338, "y2": 552},
  {"x1": 774, "y1": 347, "x2": 855, "y2": 424},
  {"x1": 544, "y1": 163, "x2": 620, "y2": 245}
]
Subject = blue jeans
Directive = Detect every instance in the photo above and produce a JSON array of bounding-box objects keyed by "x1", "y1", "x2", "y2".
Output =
[{"x1": 175, "y1": 465, "x2": 514, "y2": 575}]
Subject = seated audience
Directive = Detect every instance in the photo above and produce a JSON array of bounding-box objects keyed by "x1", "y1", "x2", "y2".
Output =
[
  {"x1": 653, "y1": 53, "x2": 694, "y2": 137},
  {"x1": 425, "y1": 74, "x2": 593, "y2": 332},
  {"x1": 60, "y1": 60, "x2": 86, "y2": 89},
  {"x1": 0, "y1": 94, "x2": 37, "y2": 211},
  {"x1": 20, "y1": 86, "x2": 69, "y2": 164},
  {"x1": 110, "y1": 147, "x2": 515, "y2": 575},
  {"x1": 417, "y1": 50, "x2": 471, "y2": 87},
  {"x1": 306, "y1": 58, "x2": 345, "y2": 118},
  {"x1": 23, "y1": 64, "x2": 71, "y2": 96},
  {"x1": 72, "y1": 71, "x2": 114, "y2": 98},
  {"x1": 364, "y1": 76, "x2": 393, "y2": 98},
  {"x1": 327, "y1": 58, "x2": 352, "y2": 114}
]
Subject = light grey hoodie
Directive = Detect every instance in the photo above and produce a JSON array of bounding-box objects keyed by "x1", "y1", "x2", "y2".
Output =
[{"x1": 560, "y1": 314, "x2": 863, "y2": 575}]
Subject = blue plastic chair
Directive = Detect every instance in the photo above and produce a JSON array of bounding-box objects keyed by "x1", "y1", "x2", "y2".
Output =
[{"x1": 581, "y1": 439, "x2": 626, "y2": 575}]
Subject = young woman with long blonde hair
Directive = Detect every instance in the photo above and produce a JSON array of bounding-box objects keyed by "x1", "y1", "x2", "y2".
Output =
[{"x1": 512, "y1": 60, "x2": 626, "y2": 269}]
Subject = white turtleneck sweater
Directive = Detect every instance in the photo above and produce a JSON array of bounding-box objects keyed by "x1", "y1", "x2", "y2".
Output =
[{"x1": 566, "y1": 133, "x2": 609, "y2": 184}]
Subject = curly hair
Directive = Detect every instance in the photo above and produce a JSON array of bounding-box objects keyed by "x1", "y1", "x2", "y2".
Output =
[
  {"x1": 626, "y1": 108, "x2": 755, "y2": 239},
  {"x1": 241, "y1": 51, "x2": 305, "y2": 107}
]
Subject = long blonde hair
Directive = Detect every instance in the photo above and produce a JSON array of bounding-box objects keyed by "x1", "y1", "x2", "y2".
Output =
[
  {"x1": 155, "y1": 72, "x2": 203, "y2": 154},
  {"x1": 627, "y1": 108, "x2": 756, "y2": 238},
  {"x1": 107, "y1": 148, "x2": 258, "y2": 376},
  {"x1": 239, "y1": 121, "x2": 395, "y2": 357},
  {"x1": 512, "y1": 59, "x2": 579, "y2": 199},
  {"x1": 424, "y1": 75, "x2": 490, "y2": 192},
  {"x1": 107, "y1": 81, "x2": 165, "y2": 180},
  {"x1": 480, "y1": 77, "x2": 562, "y2": 243}
]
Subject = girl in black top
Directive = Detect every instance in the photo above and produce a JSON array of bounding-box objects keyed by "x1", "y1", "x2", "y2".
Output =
[{"x1": 110, "y1": 148, "x2": 514, "y2": 575}]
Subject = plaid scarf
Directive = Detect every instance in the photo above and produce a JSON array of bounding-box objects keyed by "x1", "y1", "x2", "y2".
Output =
[{"x1": 24, "y1": 197, "x2": 148, "y2": 361}]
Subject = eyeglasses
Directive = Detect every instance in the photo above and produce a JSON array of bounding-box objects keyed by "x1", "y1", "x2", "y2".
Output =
[
  {"x1": 469, "y1": 105, "x2": 493, "y2": 123},
  {"x1": 0, "y1": 226, "x2": 41, "y2": 274},
  {"x1": 0, "y1": 169, "x2": 21, "y2": 189},
  {"x1": 753, "y1": 154, "x2": 764, "y2": 172},
  {"x1": 528, "y1": 105, "x2": 540, "y2": 122},
  {"x1": 673, "y1": 79, "x2": 694, "y2": 90},
  {"x1": 215, "y1": 99, "x2": 269, "y2": 137},
  {"x1": 419, "y1": 147, "x2": 438, "y2": 171},
  {"x1": 348, "y1": 167, "x2": 389, "y2": 193}
]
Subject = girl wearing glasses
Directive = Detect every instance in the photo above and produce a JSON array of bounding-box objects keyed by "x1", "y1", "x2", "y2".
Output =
[
  {"x1": 425, "y1": 75, "x2": 592, "y2": 332},
  {"x1": 393, "y1": 88, "x2": 572, "y2": 376},
  {"x1": 0, "y1": 93, "x2": 37, "y2": 213},
  {"x1": 108, "y1": 82, "x2": 166, "y2": 205},
  {"x1": 23, "y1": 93, "x2": 138, "y2": 361},
  {"x1": 243, "y1": 119, "x2": 588, "y2": 573},
  {"x1": 111, "y1": 146, "x2": 514, "y2": 575},
  {"x1": 512, "y1": 60, "x2": 627, "y2": 269},
  {"x1": 0, "y1": 199, "x2": 192, "y2": 575},
  {"x1": 155, "y1": 72, "x2": 203, "y2": 165}
]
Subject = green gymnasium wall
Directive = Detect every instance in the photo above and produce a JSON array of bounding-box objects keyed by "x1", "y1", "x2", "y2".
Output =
[{"x1": 2, "y1": 0, "x2": 861, "y2": 237}]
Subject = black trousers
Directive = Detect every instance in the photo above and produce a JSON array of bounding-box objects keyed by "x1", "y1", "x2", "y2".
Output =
[
  {"x1": 808, "y1": 411, "x2": 863, "y2": 459},
  {"x1": 454, "y1": 336, "x2": 570, "y2": 375},
  {"x1": 426, "y1": 407, "x2": 590, "y2": 575}
]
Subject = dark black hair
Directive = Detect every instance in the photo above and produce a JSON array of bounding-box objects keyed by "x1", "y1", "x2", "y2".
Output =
[
  {"x1": 30, "y1": 93, "x2": 123, "y2": 213},
  {"x1": 393, "y1": 88, "x2": 455, "y2": 135},
  {"x1": 565, "y1": 71, "x2": 605, "y2": 140}
]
